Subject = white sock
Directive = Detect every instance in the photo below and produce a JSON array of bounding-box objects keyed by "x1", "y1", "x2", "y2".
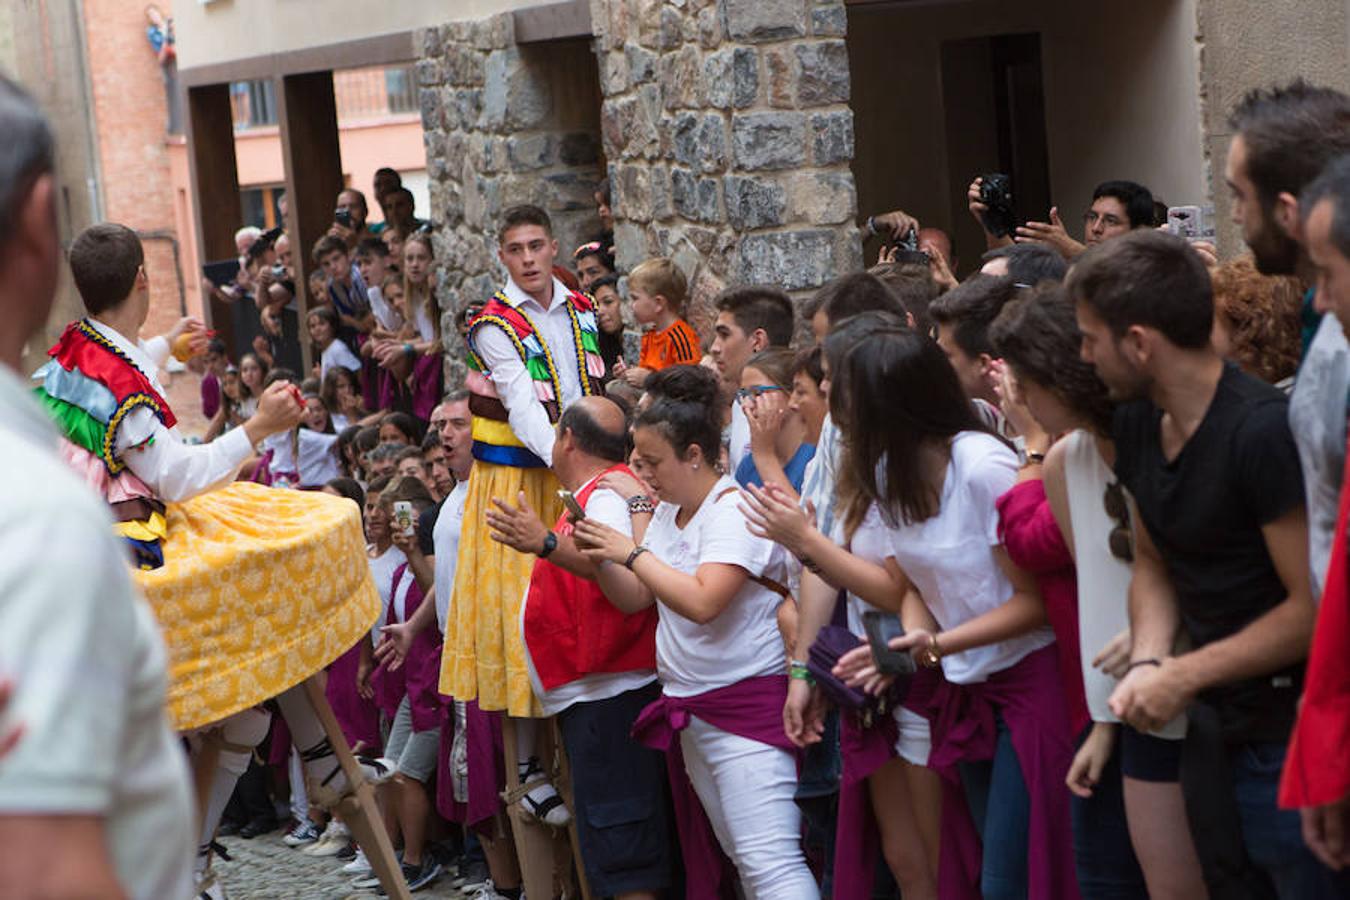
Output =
[
  {"x1": 513, "y1": 719, "x2": 563, "y2": 822},
  {"x1": 197, "y1": 708, "x2": 271, "y2": 871}
]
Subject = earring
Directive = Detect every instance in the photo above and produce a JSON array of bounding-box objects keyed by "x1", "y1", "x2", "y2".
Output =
[{"x1": 693, "y1": 462, "x2": 699, "y2": 470}]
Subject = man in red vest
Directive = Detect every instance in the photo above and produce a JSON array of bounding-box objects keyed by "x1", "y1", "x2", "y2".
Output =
[{"x1": 486, "y1": 396, "x2": 673, "y2": 900}]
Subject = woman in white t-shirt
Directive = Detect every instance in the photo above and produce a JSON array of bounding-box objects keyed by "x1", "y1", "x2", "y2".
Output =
[
  {"x1": 308, "y1": 304, "x2": 362, "y2": 381},
  {"x1": 831, "y1": 328, "x2": 1077, "y2": 899},
  {"x1": 575, "y1": 365, "x2": 818, "y2": 900},
  {"x1": 989, "y1": 285, "x2": 1203, "y2": 899}
]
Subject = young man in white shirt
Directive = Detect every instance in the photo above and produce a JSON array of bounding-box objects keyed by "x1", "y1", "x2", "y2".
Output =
[{"x1": 708, "y1": 286, "x2": 795, "y2": 472}]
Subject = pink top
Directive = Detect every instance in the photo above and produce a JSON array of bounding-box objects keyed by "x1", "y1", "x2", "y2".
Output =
[{"x1": 995, "y1": 479, "x2": 1090, "y2": 736}]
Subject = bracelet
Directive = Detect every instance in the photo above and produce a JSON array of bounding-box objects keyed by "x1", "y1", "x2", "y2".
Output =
[
  {"x1": 627, "y1": 494, "x2": 656, "y2": 515},
  {"x1": 624, "y1": 545, "x2": 649, "y2": 570},
  {"x1": 866, "y1": 215, "x2": 878, "y2": 237},
  {"x1": 789, "y1": 662, "x2": 815, "y2": 685},
  {"x1": 403, "y1": 342, "x2": 415, "y2": 356},
  {"x1": 797, "y1": 554, "x2": 823, "y2": 575},
  {"x1": 539, "y1": 531, "x2": 558, "y2": 559},
  {"x1": 1024, "y1": 451, "x2": 1046, "y2": 465},
  {"x1": 1125, "y1": 658, "x2": 1162, "y2": 674},
  {"x1": 917, "y1": 633, "x2": 943, "y2": 669}
]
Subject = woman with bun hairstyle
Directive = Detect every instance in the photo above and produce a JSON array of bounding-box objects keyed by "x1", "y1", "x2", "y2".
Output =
[{"x1": 575, "y1": 364, "x2": 818, "y2": 900}]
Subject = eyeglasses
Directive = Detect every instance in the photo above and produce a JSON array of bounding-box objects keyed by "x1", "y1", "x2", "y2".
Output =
[
  {"x1": 1103, "y1": 481, "x2": 1134, "y2": 562},
  {"x1": 735, "y1": 385, "x2": 784, "y2": 401},
  {"x1": 572, "y1": 241, "x2": 603, "y2": 259}
]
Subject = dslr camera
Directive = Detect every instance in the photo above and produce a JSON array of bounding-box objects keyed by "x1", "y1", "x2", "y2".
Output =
[{"x1": 978, "y1": 173, "x2": 1018, "y2": 239}]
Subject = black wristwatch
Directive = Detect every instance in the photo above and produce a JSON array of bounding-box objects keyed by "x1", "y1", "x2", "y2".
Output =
[{"x1": 539, "y1": 531, "x2": 558, "y2": 559}]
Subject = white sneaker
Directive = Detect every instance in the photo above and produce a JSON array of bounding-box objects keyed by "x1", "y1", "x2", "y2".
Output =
[
  {"x1": 281, "y1": 818, "x2": 321, "y2": 847},
  {"x1": 301, "y1": 819, "x2": 349, "y2": 856},
  {"x1": 467, "y1": 880, "x2": 510, "y2": 900},
  {"x1": 340, "y1": 848, "x2": 371, "y2": 876}
]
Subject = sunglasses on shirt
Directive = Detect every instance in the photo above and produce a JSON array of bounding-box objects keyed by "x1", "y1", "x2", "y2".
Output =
[{"x1": 1103, "y1": 481, "x2": 1134, "y2": 563}]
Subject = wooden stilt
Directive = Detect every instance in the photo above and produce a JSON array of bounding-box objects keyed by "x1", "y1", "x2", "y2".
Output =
[
  {"x1": 551, "y1": 720, "x2": 594, "y2": 900},
  {"x1": 300, "y1": 676, "x2": 410, "y2": 900},
  {"x1": 503, "y1": 718, "x2": 576, "y2": 899}
]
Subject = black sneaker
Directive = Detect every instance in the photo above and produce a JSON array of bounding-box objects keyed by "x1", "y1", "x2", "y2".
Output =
[
  {"x1": 238, "y1": 815, "x2": 279, "y2": 839},
  {"x1": 458, "y1": 858, "x2": 489, "y2": 892},
  {"x1": 378, "y1": 859, "x2": 442, "y2": 895},
  {"x1": 335, "y1": 840, "x2": 357, "y2": 862}
]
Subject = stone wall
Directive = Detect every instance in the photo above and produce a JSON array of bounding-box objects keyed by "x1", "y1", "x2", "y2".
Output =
[
  {"x1": 589, "y1": 0, "x2": 862, "y2": 333},
  {"x1": 416, "y1": 16, "x2": 607, "y2": 381}
]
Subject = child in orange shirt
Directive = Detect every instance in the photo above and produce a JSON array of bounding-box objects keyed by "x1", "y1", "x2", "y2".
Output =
[{"x1": 613, "y1": 257, "x2": 701, "y2": 388}]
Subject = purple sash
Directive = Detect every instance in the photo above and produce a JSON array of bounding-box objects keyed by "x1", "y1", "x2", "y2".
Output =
[
  {"x1": 435, "y1": 699, "x2": 505, "y2": 832},
  {"x1": 631, "y1": 675, "x2": 795, "y2": 899}
]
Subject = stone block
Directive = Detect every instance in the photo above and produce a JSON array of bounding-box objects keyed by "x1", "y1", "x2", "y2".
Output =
[
  {"x1": 507, "y1": 134, "x2": 554, "y2": 171},
  {"x1": 444, "y1": 89, "x2": 483, "y2": 132},
  {"x1": 637, "y1": 84, "x2": 665, "y2": 160},
  {"x1": 545, "y1": 172, "x2": 604, "y2": 211},
  {"x1": 616, "y1": 164, "x2": 654, "y2": 222},
  {"x1": 697, "y1": 6, "x2": 722, "y2": 48},
  {"x1": 445, "y1": 44, "x2": 486, "y2": 87},
  {"x1": 660, "y1": 44, "x2": 702, "y2": 110},
  {"x1": 416, "y1": 58, "x2": 443, "y2": 88},
  {"x1": 811, "y1": 4, "x2": 847, "y2": 36},
  {"x1": 736, "y1": 229, "x2": 836, "y2": 290},
  {"x1": 418, "y1": 88, "x2": 442, "y2": 130},
  {"x1": 626, "y1": 44, "x2": 657, "y2": 84},
  {"x1": 614, "y1": 220, "x2": 648, "y2": 273},
  {"x1": 559, "y1": 132, "x2": 602, "y2": 166},
  {"x1": 796, "y1": 40, "x2": 850, "y2": 106},
  {"x1": 482, "y1": 49, "x2": 551, "y2": 132},
  {"x1": 672, "y1": 167, "x2": 723, "y2": 224},
  {"x1": 766, "y1": 48, "x2": 795, "y2": 108},
  {"x1": 787, "y1": 171, "x2": 855, "y2": 225},
  {"x1": 651, "y1": 165, "x2": 674, "y2": 219},
  {"x1": 672, "y1": 113, "x2": 728, "y2": 173},
  {"x1": 732, "y1": 112, "x2": 807, "y2": 171},
  {"x1": 733, "y1": 48, "x2": 759, "y2": 108},
  {"x1": 810, "y1": 109, "x2": 853, "y2": 165},
  {"x1": 471, "y1": 14, "x2": 513, "y2": 51},
  {"x1": 660, "y1": 7, "x2": 685, "y2": 49},
  {"x1": 725, "y1": 175, "x2": 787, "y2": 230},
  {"x1": 702, "y1": 50, "x2": 733, "y2": 109},
  {"x1": 722, "y1": 0, "x2": 807, "y2": 42},
  {"x1": 598, "y1": 49, "x2": 628, "y2": 96},
  {"x1": 416, "y1": 24, "x2": 444, "y2": 59},
  {"x1": 637, "y1": 0, "x2": 663, "y2": 48}
]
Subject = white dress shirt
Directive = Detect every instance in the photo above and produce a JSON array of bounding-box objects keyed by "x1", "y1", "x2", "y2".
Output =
[
  {"x1": 85, "y1": 319, "x2": 254, "y2": 503},
  {"x1": 472, "y1": 277, "x2": 585, "y2": 466}
]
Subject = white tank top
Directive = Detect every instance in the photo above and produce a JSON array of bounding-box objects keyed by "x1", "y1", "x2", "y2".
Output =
[{"x1": 1062, "y1": 430, "x2": 1184, "y2": 737}]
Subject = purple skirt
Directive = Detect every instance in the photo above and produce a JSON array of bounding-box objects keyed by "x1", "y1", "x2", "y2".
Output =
[{"x1": 326, "y1": 640, "x2": 381, "y2": 754}]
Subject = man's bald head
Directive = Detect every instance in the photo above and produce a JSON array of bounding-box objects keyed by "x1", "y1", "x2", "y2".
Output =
[{"x1": 558, "y1": 396, "x2": 628, "y2": 463}]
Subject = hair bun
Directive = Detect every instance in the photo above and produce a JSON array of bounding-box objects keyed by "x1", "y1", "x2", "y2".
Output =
[{"x1": 644, "y1": 364, "x2": 721, "y2": 408}]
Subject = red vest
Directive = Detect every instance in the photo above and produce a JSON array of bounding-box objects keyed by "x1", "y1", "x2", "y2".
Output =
[{"x1": 522, "y1": 464, "x2": 658, "y2": 691}]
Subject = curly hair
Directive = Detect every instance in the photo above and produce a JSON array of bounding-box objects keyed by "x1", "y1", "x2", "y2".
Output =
[
  {"x1": 1210, "y1": 255, "x2": 1302, "y2": 385},
  {"x1": 990, "y1": 282, "x2": 1115, "y2": 435}
]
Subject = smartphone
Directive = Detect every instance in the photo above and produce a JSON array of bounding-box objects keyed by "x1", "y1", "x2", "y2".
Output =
[
  {"x1": 862, "y1": 611, "x2": 915, "y2": 676},
  {"x1": 558, "y1": 490, "x2": 586, "y2": 522},
  {"x1": 392, "y1": 500, "x2": 414, "y2": 537},
  {"x1": 335, "y1": 208, "x2": 353, "y2": 229},
  {"x1": 1167, "y1": 205, "x2": 1216, "y2": 243}
]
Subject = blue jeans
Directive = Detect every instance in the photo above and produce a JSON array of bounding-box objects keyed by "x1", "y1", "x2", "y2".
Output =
[
  {"x1": 1070, "y1": 727, "x2": 1147, "y2": 899},
  {"x1": 1231, "y1": 742, "x2": 1350, "y2": 899},
  {"x1": 959, "y1": 712, "x2": 1029, "y2": 900}
]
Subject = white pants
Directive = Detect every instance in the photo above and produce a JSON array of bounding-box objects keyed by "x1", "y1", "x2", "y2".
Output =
[{"x1": 680, "y1": 715, "x2": 819, "y2": 900}]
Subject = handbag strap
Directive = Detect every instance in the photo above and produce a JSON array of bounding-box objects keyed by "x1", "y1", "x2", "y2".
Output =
[{"x1": 711, "y1": 486, "x2": 792, "y2": 600}]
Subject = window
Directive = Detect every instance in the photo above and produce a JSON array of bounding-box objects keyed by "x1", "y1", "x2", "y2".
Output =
[
  {"x1": 385, "y1": 66, "x2": 417, "y2": 114},
  {"x1": 231, "y1": 79, "x2": 277, "y2": 129}
]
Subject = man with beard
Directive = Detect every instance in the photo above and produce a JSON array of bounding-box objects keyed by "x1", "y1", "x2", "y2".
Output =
[
  {"x1": 1073, "y1": 230, "x2": 1341, "y2": 898},
  {"x1": 1226, "y1": 81, "x2": 1350, "y2": 601}
]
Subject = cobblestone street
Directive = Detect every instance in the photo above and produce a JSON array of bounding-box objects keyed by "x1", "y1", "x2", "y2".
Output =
[{"x1": 215, "y1": 833, "x2": 468, "y2": 900}]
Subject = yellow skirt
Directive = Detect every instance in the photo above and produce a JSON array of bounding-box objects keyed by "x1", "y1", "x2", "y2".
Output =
[
  {"x1": 441, "y1": 462, "x2": 561, "y2": 717},
  {"x1": 133, "y1": 482, "x2": 381, "y2": 731}
]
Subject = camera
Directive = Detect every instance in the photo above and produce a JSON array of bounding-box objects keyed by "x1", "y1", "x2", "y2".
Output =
[
  {"x1": 335, "y1": 208, "x2": 353, "y2": 229},
  {"x1": 978, "y1": 173, "x2": 1018, "y2": 239},
  {"x1": 270, "y1": 264, "x2": 287, "y2": 279}
]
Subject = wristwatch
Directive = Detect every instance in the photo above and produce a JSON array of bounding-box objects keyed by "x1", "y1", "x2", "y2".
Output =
[
  {"x1": 917, "y1": 633, "x2": 944, "y2": 669},
  {"x1": 539, "y1": 531, "x2": 558, "y2": 559}
]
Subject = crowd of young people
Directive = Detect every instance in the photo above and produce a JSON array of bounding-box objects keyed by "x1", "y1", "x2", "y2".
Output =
[{"x1": 8, "y1": 66, "x2": 1350, "y2": 900}]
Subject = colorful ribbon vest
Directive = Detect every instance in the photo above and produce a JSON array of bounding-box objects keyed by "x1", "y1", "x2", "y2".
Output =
[
  {"x1": 464, "y1": 289, "x2": 604, "y2": 468},
  {"x1": 33, "y1": 319, "x2": 176, "y2": 568}
]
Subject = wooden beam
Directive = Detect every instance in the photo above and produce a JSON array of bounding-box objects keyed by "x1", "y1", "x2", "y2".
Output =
[
  {"x1": 513, "y1": 0, "x2": 593, "y2": 43},
  {"x1": 275, "y1": 70, "x2": 344, "y2": 376},
  {"x1": 184, "y1": 83, "x2": 242, "y2": 350},
  {"x1": 179, "y1": 30, "x2": 416, "y2": 88}
]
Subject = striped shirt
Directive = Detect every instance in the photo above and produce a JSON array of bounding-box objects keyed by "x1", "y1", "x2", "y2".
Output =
[{"x1": 639, "y1": 318, "x2": 702, "y2": 371}]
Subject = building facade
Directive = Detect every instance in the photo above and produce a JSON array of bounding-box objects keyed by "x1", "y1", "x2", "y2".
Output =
[{"x1": 167, "y1": 0, "x2": 1350, "y2": 370}]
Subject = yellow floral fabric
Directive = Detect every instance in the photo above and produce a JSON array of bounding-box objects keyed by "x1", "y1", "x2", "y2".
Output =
[
  {"x1": 133, "y1": 483, "x2": 380, "y2": 731},
  {"x1": 442, "y1": 462, "x2": 561, "y2": 717}
]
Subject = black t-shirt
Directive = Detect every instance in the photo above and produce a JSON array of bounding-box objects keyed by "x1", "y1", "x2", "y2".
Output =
[
  {"x1": 417, "y1": 498, "x2": 443, "y2": 558},
  {"x1": 1113, "y1": 363, "x2": 1306, "y2": 744}
]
